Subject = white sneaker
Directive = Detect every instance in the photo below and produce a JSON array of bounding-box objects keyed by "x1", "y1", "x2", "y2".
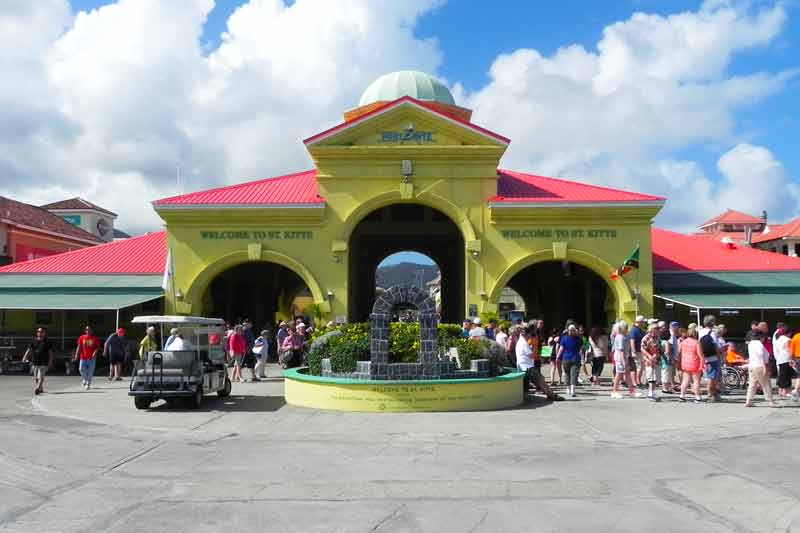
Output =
[
  {"x1": 83, "y1": 384, "x2": 88, "y2": 390},
  {"x1": 610, "y1": 392, "x2": 623, "y2": 399}
]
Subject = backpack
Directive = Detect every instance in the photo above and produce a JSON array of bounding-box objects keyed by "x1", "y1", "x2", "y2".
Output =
[{"x1": 699, "y1": 333, "x2": 717, "y2": 359}]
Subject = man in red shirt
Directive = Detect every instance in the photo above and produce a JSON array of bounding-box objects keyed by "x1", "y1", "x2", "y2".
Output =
[{"x1": 74, "y1": 325, "x2": 101, "y2": 390}]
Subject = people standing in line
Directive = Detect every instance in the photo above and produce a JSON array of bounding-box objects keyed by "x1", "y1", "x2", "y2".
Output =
[
  {"x1": 280, "y1": 323, "x2": 307, "y2": 368},
  {"x1": 548, "y1": 328, "x2": 563, "y2": 385},
  {"x1": 494, "y1": 324, "x2": 508, "y2": 352},
  {"x1": 662, "y1": 322, "x2": 680, "y2": 394},
  {"x1": 790, "y1": 328, "x2": 800, "y2": 401},
  {"x1": 745, "y1": 330, "x2": 778, "y2": 408},
  {"x1": 468, "y1": 318, "x2": 486, "y2": 340},
  {"x1": 164, "y1": 328, "x2": 178, "y2": 350},
  {"x1": 74, "y1": 325, "x2": 101, "y2": 390},
  {"x1": 253, "y1": 330, "x2": 271, "y2": 379},
  {"x1": 774, "y1": 325, "x2": 795, "y2": 398},
  {"x1": 139, "y1": 326, "x2": 159, "y2": 363},
  {"x1": 678, "y1": 325, "x2": 704, "y2": 403},
  {"x1": 104, "y1": 328, "x2": 126, "y2": 382},
  {"x1": 588, "y1": 326, "x2": 607, "y2": 386},
  {"x1": 22, "y1": 327, "x2": 54, "y2": 395},
  {"x1": 228, "y1": 325, "x2": 247, "y2": 383},
  {"x1": 611, "y1": 321, "x2": 639, "y2": 398},
  {"x1": 557, "y1": 324, "x2": 582, "y2": 398},
  {"x1": 744, "y1": 321, "x2": 759, "y2": 342},
  {"x1": 485, "y1": 319, "x2": 497, "y2": 341},
  {"x1": 641, "y1": 321, "x2": 662, "y2": 402},
  {"x1": 275, "y1": 322, "x2": 289, "y2": 362},
  {"x1": 628, "y1": 315, "x2": 646, "y2": 388},
  {"x1": 516, "y1": 325, "x2": 562, "y2": 402}
]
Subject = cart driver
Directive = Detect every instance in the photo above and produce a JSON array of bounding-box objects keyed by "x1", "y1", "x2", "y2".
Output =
[{"x1": 165, "y1": 330, "x2": 192, "y2": 351}]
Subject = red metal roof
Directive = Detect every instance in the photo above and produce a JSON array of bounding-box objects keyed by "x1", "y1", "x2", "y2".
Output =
[
  {"x1": 303, "y1": 96, "x2": 510, "y2": 146},
  {"x1": 697, "y1": 209, "x2": 763, "y2": 229},
  {"x1": 492, "y1": 170, "x2": 664, "y2": 204},
  {"x1": 153, "y1": 170, "x2": 323, "y2": 207},
  {"x1": 652, "y1": 228, "x2": 800, "y2": 271},
  {"x1": 752, "y1": 218, "x2": 800, "y2": 243},
  {"x1": 0, "y1": 196, "x2": 103, "y2": 244},
  {"x1": 41, "y1": 197, "x2": 117, "y2": 217},
  {"x1": 0, "y1": 231, "x2": 166, "y2": 274}
]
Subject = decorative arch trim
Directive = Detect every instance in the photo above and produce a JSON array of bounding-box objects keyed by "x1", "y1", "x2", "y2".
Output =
[
  {"x1": 487, "y1": 248, "x2": 634, "y2": 314},
  {"x1": 341, "y1": 190, "x2": 477, "y2": 244},
  {"x1": 184, "y1": 249, "x2": 326, "y2": 311}
]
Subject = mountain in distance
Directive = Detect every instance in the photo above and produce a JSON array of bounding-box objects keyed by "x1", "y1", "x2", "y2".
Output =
[{"x1": 376, "y1": 262, "x2": 440, "y2": 289}]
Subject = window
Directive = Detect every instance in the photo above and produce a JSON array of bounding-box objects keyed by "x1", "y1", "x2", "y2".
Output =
[{"x1": 783, "y1": 245, "x2": 789, "y2": 255}]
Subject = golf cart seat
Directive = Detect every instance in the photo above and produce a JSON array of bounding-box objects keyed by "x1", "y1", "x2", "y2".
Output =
[{"x1": 136, "y1": 351, "x2": 197, "y2": 377}]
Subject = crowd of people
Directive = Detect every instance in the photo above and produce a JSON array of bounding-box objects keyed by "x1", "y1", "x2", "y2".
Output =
[{"x1": 462, "y1": 314, "x2": 800, "y2": 406}]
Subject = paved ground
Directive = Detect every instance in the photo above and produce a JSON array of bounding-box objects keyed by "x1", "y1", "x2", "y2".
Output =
[{"x1": 0, "y1": 365, "x2": 799, "y2": 532}]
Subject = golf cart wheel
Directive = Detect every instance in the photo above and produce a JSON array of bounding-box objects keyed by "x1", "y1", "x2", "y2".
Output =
[
  {"x1": 191, "y1": 385, "x2": 204, "y2": 409},
  {"x1": 218, "y1": 377, "x2": 232, "y2": 398},
  {"x1": 134, "y1": 397, "x2": 151, "y2": 410}
]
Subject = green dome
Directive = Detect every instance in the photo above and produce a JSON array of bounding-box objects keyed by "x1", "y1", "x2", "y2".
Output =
[{"x1": 359, "y1": 71, "x2": 455, "y2": 107}]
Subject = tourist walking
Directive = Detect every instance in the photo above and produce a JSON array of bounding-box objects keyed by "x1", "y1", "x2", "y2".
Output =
[
  {"x1": 679, "y1": 326, "x2": 704, "y2": 403},
  {"x1": 253, "y1": 330, "x2": 271, "y2": 379},
  {"x1": 628, "y1": 316, "x2": 646, "y2": 387},
  {"x1": 745, "y1": 330, "x2": 778, "y2": 407},
  {"x1": 790, "y1": 328, "x2": 800, "y2": 401},
  {"x1": 228, "y1": 325, "x2": 247, "y2": 383},
  {"x1": 662, "y1": 322, "x2": 680, "y2": 394},
  {"x1": 611, "y1": 321, "x2": 638, "y2": 398},
  {"x1": 516, "y1": 326, "x2": 562, "y2": 401},
  {"x1": 139, "y1": 326, "x2": 159, "y2": 361},
  {"x1": 548, "y1": 329, "x2": 563, "y2": 385},
  {"x1": 698, "y1": 315, "x2": 721, "y2": 402},
  {"x1": 74, "y1": 325, "x2": 101, "y2": 390},
  {"x1": 640, "y1": 321, "x2": 662, "y2": 402},
  {"x1": 774, "y1": 326, "x2": 795, "y2": 397},
  {"x1": 588, "y1": 326, "x2": 607, "y2": 385},
  {"x1": 22, "y1": 327, "x2": 54, "y2": 395},
  {"x1": 557, "y1": 324, "x2": 582, "y2": 398},
  {"x1": 104, "y1": 328, "x2": 126, "y2": 381}
]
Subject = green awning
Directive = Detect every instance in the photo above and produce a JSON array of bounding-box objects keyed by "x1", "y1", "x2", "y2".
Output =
[
  {"x1": 655, "y1": 293, "x2": 800, "y2": 310},
  {"x1": 0, "y1": 275, "x2": 164, "y2": 310}
]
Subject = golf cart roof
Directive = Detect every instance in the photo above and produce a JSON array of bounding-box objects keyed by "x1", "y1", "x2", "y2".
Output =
[{"x1": 131, "y1": 315, "x2": 225, "y2": 326}]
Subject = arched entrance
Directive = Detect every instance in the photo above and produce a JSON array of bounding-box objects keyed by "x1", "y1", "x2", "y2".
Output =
[
  {"x1": 203, "y1": 261, "x2": 310, "y2": 328},
  {"x1": 348, "y1": 204, "x2": 464, "y2": 323},
  {"x1": 505, "y1": 261, "x2": 616, "y2": 329}
]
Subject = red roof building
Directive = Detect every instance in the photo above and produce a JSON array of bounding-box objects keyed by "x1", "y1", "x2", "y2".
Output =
[
  {"x1": 0, "y1": 196, "x2": 103, "y2": 266},
  {"x1": 693, "y1": 208, "x2": 767, "y2": 245}
]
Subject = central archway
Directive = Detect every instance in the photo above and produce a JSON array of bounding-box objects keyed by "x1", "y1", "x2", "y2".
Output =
[{"x1": 348, "y1": 203, "x2": 465, "y2": 323}]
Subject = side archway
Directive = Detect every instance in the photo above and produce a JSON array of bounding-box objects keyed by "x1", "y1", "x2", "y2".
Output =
[
  {"x1": 184, "y1": 249, "x2": 326, "y2": 316},
  {"x1": 488, "y1": 249, "x2": 635, "y2": 322}
]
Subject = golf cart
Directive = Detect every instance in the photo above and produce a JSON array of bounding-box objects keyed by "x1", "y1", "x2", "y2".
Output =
[{"x1": 128, "y1": 316, "x2": 231, "y2": 410}]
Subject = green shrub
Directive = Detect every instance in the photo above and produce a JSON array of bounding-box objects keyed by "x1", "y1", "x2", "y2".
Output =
[
  {"x1": 329, "y1": 335, "x2": 370, "y2": 373},
  {"x1": 453, "y1": 338, "x2": 484, "y2": 370},
  {"x1": 307, "y1": 330, "x2": 342, "y2": 375}
]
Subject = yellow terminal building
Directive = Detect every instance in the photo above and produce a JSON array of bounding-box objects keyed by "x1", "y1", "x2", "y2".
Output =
[{"x1": 153, "y1": 71, "x2": 664, "y2": 328}]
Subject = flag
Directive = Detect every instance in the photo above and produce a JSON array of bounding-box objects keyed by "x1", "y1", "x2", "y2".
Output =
[
  {"x1": 161, "y1": 248, "x2": 173, "y2": 291},
  {"x1": 610, "y1": 245, "x2": 640, "y2": 280}
]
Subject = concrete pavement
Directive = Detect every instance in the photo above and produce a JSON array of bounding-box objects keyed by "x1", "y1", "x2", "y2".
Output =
[{"x1": 1, "y1": 364, "x2": 799, "y2": 532}]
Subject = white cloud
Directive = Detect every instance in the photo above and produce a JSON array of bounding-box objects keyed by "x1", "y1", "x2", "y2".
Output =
[
  {"x1": 464, "y1": 0, "x2": 796, "y2": 229},
  {"x1": 0, "y1": 0, "x2": 796, "y2": 235}
]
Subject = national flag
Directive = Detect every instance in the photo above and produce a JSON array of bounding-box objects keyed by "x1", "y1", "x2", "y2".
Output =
[
  {"x1": 161, "y1": 248, "x2": 173, "y2": 291},
  {"x1": 610, "y1": 245, "x2": 640, "y2": 280}
]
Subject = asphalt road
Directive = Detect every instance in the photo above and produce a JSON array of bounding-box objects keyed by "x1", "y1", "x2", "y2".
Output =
[{"x1": 1, "y1": 367, "x2": 799, "y2": 532}]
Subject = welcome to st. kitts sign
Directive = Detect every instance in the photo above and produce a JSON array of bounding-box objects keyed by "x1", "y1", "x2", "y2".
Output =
[
  {"x1": 501, "y1": 228, "x2": 618, "y2": 239},
  {"x1": 200, "y1": 230, "x2": 313, "y2": 240}
]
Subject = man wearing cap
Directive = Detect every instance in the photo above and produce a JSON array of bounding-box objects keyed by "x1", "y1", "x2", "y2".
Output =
[
  {"x1": 469, "y1": 318, "x2": 486, "y2": 340},
  {"x1": 628, "y1": 315, "x2": 646, "y2": 388},
  {"x1": 104, "y1": 328, "x2": 126, "y2": 381},
  {"x1": 74, "y1": 325, "x2": 101, "y2": 390}
]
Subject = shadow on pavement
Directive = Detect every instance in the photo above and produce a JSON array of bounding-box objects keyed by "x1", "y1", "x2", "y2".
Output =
[{"x1": 148, "y1": 394, "x2": 286, "y2": 413}]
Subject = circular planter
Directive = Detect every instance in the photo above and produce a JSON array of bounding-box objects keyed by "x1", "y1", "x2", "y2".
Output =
[{"x1": 284, "y1": 367, "x2": 525, "y2": 412}]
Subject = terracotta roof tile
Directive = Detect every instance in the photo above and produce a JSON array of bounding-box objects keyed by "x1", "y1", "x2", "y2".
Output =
[
  {"x1": 697, "y1": 209, "x2": 763, "y2": 229},
  {"x1": 0, "y1": 231, "x2": 165, "y2": 274},
  {"x1": 41, "y1": 197, "x2": 116, "y2": 217},
  {"x1": 0, "y1": 196, "x2": 103, "y2": 244},
  {"x1": 492, "y1": 170, "x2": 664, "y2": 204}
]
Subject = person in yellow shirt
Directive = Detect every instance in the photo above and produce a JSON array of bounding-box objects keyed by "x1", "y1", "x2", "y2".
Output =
[
  {"x1": 791, "y1": 331, "x2": 800, "y2": 401},
  {"x1": 138, "y1": 326, "x2": 159, "y2": 360}
]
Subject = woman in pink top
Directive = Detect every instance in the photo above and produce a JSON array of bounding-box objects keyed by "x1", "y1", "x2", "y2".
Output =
[
  {"x1": 679, "y1": 326, "x2": 704, "y2": 403},
  {"x1": 228, "y1": 325, "x2": 247, "y2": 383}
]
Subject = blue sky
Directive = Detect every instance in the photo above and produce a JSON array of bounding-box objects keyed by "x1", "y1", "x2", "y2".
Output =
[{"x1": 6, "y1": 0, "x2": 799, "y2": 237}]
